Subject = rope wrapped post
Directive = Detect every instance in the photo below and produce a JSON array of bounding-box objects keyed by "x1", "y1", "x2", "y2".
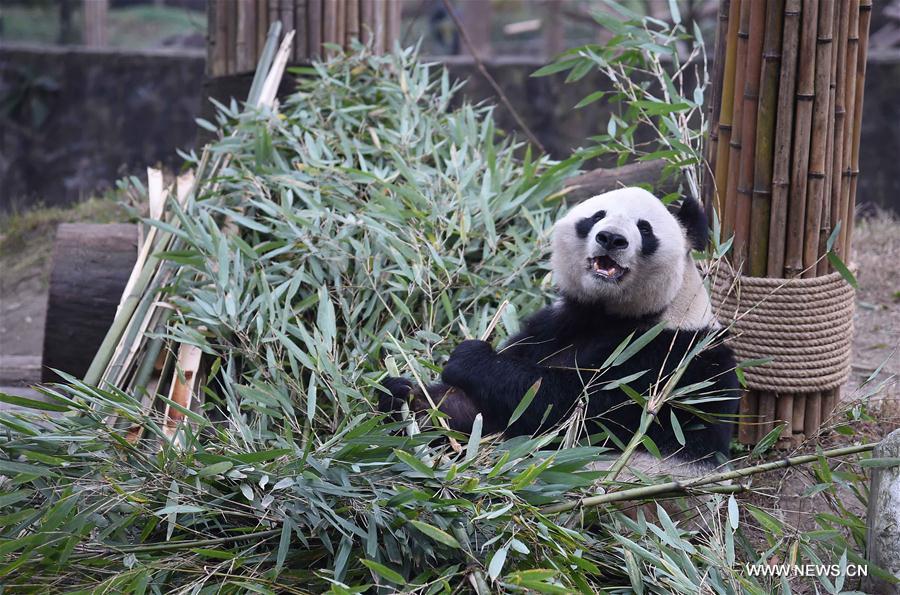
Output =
[{"x1": 706, "y1": 0, "x2": 870, "y2": 446}]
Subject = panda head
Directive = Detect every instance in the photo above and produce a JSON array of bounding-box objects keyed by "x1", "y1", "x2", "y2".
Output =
[{"x1": 551, "y1": 187, "x2": 709, "y2": 319}]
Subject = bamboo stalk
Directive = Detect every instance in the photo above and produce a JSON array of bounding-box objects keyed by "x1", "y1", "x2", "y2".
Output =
[
  {"x1": 816, "y1": 0, "x2": 844, "y2": 276},
  {"x1": 269, "y1": 0, "x2": 280, "y2": 35},
  {"x1": 767, "y1": 0, "x2": 801, "y2": 276},
  {"x1": 757, "y1": 392, "x2": 777, "y2": 441},
  {"x1": 386, "y1": 0, "x2": 401, "y2": 52},
  {"x1": 801, "y1": 0, "x2": 835, "y2": 279},
  {"x1": 738, "y1": 390, "x2": 758, "y2": 444},
  {"x1": 723, "y1": 0, "x2": 751, "y2": 241},
  {"x1": 784, "y1": 0, "x2": 819, "y2": 278},
  {"x1": 792, "y1": 394, "x2": 805, "y2": 432},
  {"x1": 335, "y1": 0, "x2": 346, "y2": 51},
  {"x1": 822, "y1": 388, "x2": 838, "y2": 422},
  {"x1": 826, "y1": 0, "x2": 851, "y2": 266},
  {"x1": 776, "y1": 393, "x2": 794, "y2": 445},
  {"x1": 360, "y1": 0, "x2": 374, "y2": 46},
  {"x1": 308, "y1": 0, "x2": 323, "y2": 59},
  {"x1": 346, "y1": 0, "x2": 359, "y2": 46},
  {"x1": 324, "y1": 0, "x2": 338, "y2": 50},
  {"x1": 838, "y1": 0, "x2": 860, "y2": 257},
  {"x1": 225, "y1": 0, "x2": 238, "y2": 75},
  {"x1": 295, "y1": 0, "x2": 309, "y2": 61},
  {"x1": 732, "y1": 0, "x2": 767, "y2": 272},
  {"x1": 257, "y1": 0, "x2": 270, "y2": 59},
  {"x1": 541, "y1": 443, "x2": 877, "y2": 513},
  {"x1": 844, "y1": 0, "x2": 872, "y2": 259},
  {"x1": 236, "y1": 0, "x2": 257, "y2": 73},
  {"x1": 372, "y1": 0, "x2": 385, "y2": 54},
  {"x1": 211, "y1": 0, "x2": 228, "y2": 77},
  {"x1": 713, "y1": 0, "x2": 742, "y2": 229},
  {"x1": 804, "y1": 392, "x2": 822, "y2": 436},
  {"x1": 705, "y1": 0, "x2": 731, "y2": 213},
  {"x1": 749, "y1": 0, "x2": 785, "y2": 277},
  {"x1": 281, "y1": 0, "x2": 295, "y2": 41}
]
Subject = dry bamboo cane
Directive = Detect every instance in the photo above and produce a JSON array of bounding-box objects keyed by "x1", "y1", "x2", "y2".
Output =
[
  {"x1": 713, "y1": 0, "x2": 742, "y2": 226},
  {"x1": 767, "y1": 0, "x2": 801, "y2": 277},
  {"x1": 308, "y1": 0, "x2": 323, "y2": 59},
  {"x1": 749, "y1": 0, "x2": 785, "y2": 277},
  {"x1": 844, "y1": 0, "x2": 872, "y2": 259},
  {"x1": 784, "y1": 0, "x2": 820, "y2": 278},
  {"x1": 723, "y1": 0, "x2": 751, "y2": 243},
  {"x1": 733, "y1": 0, "x2": 767, "y2": 273},
  {"x1": 838, "y1": 0, "x2": 860, "y2": 257},
  {"x1": 705, "y1": 0, "x2": 731, "y2": 214},
  {"x1": 801, "y1": 0, "x2": 835, "y2": 279}
]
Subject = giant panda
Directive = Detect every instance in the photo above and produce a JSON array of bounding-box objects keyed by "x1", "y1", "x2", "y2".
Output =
[{"x1": 379, "y1": 187, "x2": 740, "y2": 465}]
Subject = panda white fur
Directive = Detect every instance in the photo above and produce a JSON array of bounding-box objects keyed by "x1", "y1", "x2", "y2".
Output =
[{"x1": 379, "y1": 187, "x2": 740, "y2": 465}]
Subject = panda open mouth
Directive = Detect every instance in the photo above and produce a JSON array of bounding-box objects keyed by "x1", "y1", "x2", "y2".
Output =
[{"x1": 588, "y1": 255, "x2": 629, "y2": 282}]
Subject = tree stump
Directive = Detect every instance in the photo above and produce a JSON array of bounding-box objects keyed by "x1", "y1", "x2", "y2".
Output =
[
  {"x1": 41, "y1": 223, "x2": 137, "y2": 383},
  {"x1": 864, "y1": 428, "x2": 900, "y2": 594}
]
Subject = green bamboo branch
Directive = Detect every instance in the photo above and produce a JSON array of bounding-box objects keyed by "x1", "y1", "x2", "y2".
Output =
[{"x1": 541, "y1": 442, "x2": 877, "y2": 514}]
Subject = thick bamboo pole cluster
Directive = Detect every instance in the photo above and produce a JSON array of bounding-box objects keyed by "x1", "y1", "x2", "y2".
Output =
[
  {"x1": 706, "y1": 0, "x2": 872, "y2": 446},
  {"x1": 208, "y1": 0, "x2": 402, "y2": 77}
]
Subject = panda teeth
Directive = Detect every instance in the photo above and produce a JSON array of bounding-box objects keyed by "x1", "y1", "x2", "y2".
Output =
[{"x1": 589, "y1": 255, "x2": 626, "y2": 280}]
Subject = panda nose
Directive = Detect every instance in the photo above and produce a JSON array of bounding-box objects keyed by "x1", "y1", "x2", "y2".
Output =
[{"x1": 595, "y1": 231, "x2": 629, "y2": 251}]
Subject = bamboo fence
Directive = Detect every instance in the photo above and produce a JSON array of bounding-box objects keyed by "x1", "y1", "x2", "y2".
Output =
[
  {"x1": 208, "y1": 0, "x2": 402, "y2": 77},
  {"x1": 707, "y1": 0, "x2": 872, "y2": 446}
]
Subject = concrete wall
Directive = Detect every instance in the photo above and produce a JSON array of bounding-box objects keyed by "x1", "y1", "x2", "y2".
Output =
[{"x1": 2, "y1": 43, "x2": 898, "y2": 214}]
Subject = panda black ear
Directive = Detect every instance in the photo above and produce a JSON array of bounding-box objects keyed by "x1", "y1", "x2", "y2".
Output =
[{"x1": 675, "y1": 197, "x2": 708, "y2": 251}]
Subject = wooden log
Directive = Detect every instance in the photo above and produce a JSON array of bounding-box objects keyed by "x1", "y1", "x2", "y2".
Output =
[
  {"x1": 562, "y1": 159, "x2": 679, "y2": 203},
  {"x1": 42, "y1": 224, "x2": 138, "y2": 383}
]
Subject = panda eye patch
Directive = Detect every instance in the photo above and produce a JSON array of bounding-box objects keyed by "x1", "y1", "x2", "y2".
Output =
[
  {"x1": 575, "y1": 211, "x2": 606, "y2": 238},
  {"x1": 637, "y1": 220, "x2": 653, "y2": 234}
]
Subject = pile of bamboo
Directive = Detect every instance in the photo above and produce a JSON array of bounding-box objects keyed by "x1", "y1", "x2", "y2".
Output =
[
  {"x1": 208, "y1": 0, "x2": 401, "y2": 77},
  {"x1": 706, "y1": 0, "x2": 872, "y2": 446}
]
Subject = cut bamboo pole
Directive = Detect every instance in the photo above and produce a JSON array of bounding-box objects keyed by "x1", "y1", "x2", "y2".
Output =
[
  {"x1": 758, "y1": 393, "x2": 777, "y2": 441},
  {"x1": 827, "y1": 0, "x2": 851, "y2": 267},
  {"x1": 281, "y1": 0, "x2": 295, "y2": 41},
  {"x1": 162, "y1": 343, "x2": 203, "y2": 447},
  {"x1": 801, "y1": 0, "x2": 835, "y2": 279},
  {"x1": 749, "y1": 0, "x2": 785, "y2": 277},
  {"x1": 236, "y1": 0, "x2": 257, "y2": 73},
  {"x1": 776, "y1": 393, "x2": 794, "y2": 446},
  {"x1": 723, "y1": 0, "x2": 751, "y2": 241},
  {"x1": 733, "y1": 0, "x2": 767, "y2": 273},
  {"x1": 386, "y1": 0, "x2": 401, "y2": 53},
  {"x1": 360, "y1": 0, "x2": 374, "y2": 46},
  {"x1": 838, "y1": 0, "x2": 860, "y2": 258},
  {"x1": 792, "y1": 395, "x2": 806, "y2": 432},
  {"x1": 295, "y1": 0, "x2": 308, "y2": 60},
  {"x1": 346, "y1": 0, "x2": 359, "y2": 46},
  {"x1": 713, "y1": 0, "x2": 742, "y2": 225},
  {"x1": 816, "y1": 1, "x2": 844, "y2": 276},
  {"x1": 324, "y1": 0, "x2": 338, "y2": 50},
  {"x1": 211, "y1": 0, "x2": 228, "y2": 77},
  {"x1": 738, "y1": 391, "x2": 758, "y2": 445},
  {"x1": 308, "y1": 0, "x2": 323, "y2": 59},
  {"x1": 257, "y1": 0, "x2": 270, "y2": 59},
  {"x1": 225, "y1": 0, "x2": 238, "y2": 75},
  {"x1": 705, "y1": 0, "x2": 731, "y2": 213},
  {"x1": 336, "y1": 0, "x2": 346, "y2": 52},
  {"x1": 767, "y1": 0, "x2": 801, "y2": 277},
  {"x1": 844, "y1": 0, "x2": 872, "y2": 259},
  {"x1": 804, "y1": 392, "x2": 822, "y2": 437},
  {"x1": 784, "y1": 0, "x2": 819, "y2": 278}
]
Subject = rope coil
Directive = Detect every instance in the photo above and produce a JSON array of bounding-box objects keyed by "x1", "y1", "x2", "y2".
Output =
[{"x1": 709, "y1": 266, "x2": 856, "y2": 393}]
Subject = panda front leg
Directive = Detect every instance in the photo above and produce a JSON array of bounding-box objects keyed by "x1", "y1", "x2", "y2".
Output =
[
  {"x1": 440, "y1": 340, "x2": 587, "y2": 436},
  {"x1": 377, "y1": 376, "x2": 483, "y2": 433}
]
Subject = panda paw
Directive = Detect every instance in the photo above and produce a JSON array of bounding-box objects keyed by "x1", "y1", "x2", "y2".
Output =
[{"x1": 377, "y1": 376, "x2": 415, "y2": 418}]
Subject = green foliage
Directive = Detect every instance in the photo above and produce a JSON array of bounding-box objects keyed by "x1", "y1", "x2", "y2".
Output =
[{"x1": 0, "y1": 37, "x2": 886, "y2": 595}]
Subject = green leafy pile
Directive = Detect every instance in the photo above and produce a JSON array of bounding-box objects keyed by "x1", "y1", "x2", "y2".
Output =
[{"x1": 0, "y1": 35, "x2": 884, "y2": 594}]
